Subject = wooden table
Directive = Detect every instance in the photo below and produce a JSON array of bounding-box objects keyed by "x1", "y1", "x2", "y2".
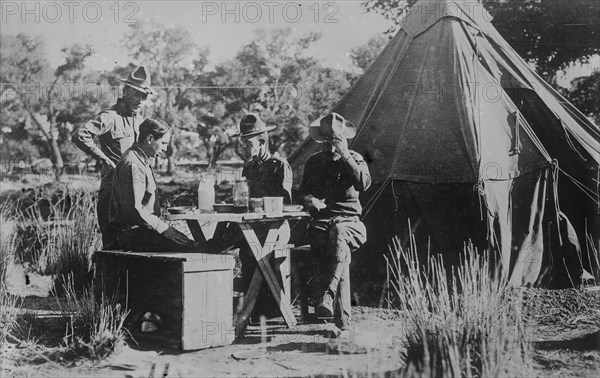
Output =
[{"x1": 165, "y1": 210, "x2": 309, "y2": 337}]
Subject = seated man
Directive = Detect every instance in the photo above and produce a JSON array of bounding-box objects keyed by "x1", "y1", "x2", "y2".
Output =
[
  {"x1": 239, "y1": 113, "x2": 292, "y2": 203},
  {"x1": 230, "y1": 113, "x2": 293, "y2": 294},
  {"x1": 109, "y1": 118, "x2": 200, "y2": 252},
  {"x1": 299, "y1": 112, "x2": 371, "y2": 330}
]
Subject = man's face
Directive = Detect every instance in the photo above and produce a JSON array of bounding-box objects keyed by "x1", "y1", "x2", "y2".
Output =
[
  {"x1": 321, "y1": 138, "x2": 339, "y2": 160},
  {"x1": 242, "y1": 135, "x2": 263, "y2": 159},
  {"x1": 148, "y1": 132, "x2": 171, "y2": 157},
  {"x1": 122, "y1": 87, "x2": 149, "y2": 113}
]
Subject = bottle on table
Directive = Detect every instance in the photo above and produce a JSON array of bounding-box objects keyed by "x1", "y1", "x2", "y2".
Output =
[
  {"x1": 233, "y1": 177, "x2": 249, "y2": 209},
  {"x1": 198, "y1": 172, "x2": 215, "y2": 211}
]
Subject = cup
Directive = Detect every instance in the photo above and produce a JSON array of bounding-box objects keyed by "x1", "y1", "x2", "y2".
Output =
[
  {"x1": 249, "y1": 198, "x2": 263, "y2": 213},
  {"x1": 263, "y1": 197, "x2": 283, "y2": 217}
]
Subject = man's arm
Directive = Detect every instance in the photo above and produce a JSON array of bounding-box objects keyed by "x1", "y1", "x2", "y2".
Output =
[
  {"x1": 275, "y1": 160, "x2": 293, "y2": 204},
  {"x1": 72, "y1": 112, "x2": 114, "y2": 167},
  {"x1": 340, "y1": 150, "x2": 371, "y2": 192},
  {"x1": 116, "y1": 160, "x2": 169, "y2": 233},
  {"x1": 331, "y1": 134, "x2": 371, "y2": 192},
  {"x1": 299, "y1": 156, "x2": 326, "y2": 211}
]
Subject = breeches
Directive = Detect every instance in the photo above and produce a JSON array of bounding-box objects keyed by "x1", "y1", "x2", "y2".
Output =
[{"x1": 98, "y1": 181, "x2": 118, "y2": 249}]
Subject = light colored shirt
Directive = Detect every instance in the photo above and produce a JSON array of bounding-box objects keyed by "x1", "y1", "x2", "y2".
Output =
[
  {"x1": 109, "y1": 144, "x2": 169, "y2": 234},
  {"x1": 72, "y1": 98, "x2": 143, "y2": 186}
]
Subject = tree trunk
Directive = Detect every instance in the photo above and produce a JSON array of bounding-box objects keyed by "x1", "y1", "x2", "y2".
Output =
[
  {"x1": 164, "y1": 89, "x2": 177, "y2": 176},
  {"x1": 49, "y1": 137, "x2": 64, "y2": 179},
  {"x1": 29, "y1": 111, "x2": 64, "y2": 180}
]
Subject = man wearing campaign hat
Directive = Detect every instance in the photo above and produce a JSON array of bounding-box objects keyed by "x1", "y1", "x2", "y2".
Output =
[
  {"x1": 237, "y1": 113, "x2": 292, "y2": 203},
  {"x1": 72, "y1": 65, "x2": 156, "y2": 249},
  {"x1": 299, "y1": 112, "x2": 371, "y2": 331},
  {"x1": 226, "y1": 113, "x2": 294, "y2": 309}
]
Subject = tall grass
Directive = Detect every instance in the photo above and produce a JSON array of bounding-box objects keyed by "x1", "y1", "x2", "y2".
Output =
[
  {"x1": 385, "y1": 235, "x2": 532, "y2": 377},
  {"x1": 1, "y1": 201, "x2": 20, "y2": 345},
  {"x1": 53, "y1": 274, "x2": 130, "y2": 361},
  {"x1": 13, "y1": 188, "x2": 101, "y2": 292}
]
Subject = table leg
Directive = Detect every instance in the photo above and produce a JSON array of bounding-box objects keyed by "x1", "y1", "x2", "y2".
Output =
[
  {"x1": 234, "y1": 268, "x2": 263, "y2": 338},
  {"x1": 185, "y1": 220, "x2": 206, "y2": 243},
  {"x1": 238, "y1": 222, "x2": 297, "y2": 328}
]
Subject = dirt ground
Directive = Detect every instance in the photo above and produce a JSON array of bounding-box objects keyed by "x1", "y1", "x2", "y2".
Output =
[{"x1": 2, "y1": 266, "x2": 599, "y2": 378}]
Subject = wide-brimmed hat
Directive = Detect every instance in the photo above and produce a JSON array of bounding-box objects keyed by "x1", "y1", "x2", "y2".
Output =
[
  {"x1": 117, "y1": 66, "x2": 157, "y2": 95},
  {"x1": 309, "y1": 112, "x2": 356, "y2": 143},
  {"x1": 235, "y1": 113, "x2": 276, "y2": 138}
]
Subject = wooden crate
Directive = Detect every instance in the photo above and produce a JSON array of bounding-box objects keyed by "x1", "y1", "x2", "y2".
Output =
[{"x1": 94, "y1": 251, "x2": 235, "y2": 350}]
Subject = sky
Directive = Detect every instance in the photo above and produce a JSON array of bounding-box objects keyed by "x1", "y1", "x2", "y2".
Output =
[
  {"x1": 2, "y1": 0, "x2": 393, "y2": 73},
  {"x1": 1, "y1": 0, "x2": 596, "y2": 87}
]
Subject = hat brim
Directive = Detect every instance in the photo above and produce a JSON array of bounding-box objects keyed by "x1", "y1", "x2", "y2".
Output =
[
  {"x1": 234, "y1": 125, "x2": 277, "y2": 138},
  {"x1": 118, "y1": 79, "x2": 157, "y2": 95},
  {"x1": 309, "y1": 116, "x2": 357, "y2": 143}
]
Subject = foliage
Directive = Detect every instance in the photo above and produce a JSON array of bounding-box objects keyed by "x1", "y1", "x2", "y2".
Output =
[
  {"x1": 361, "y1": 0, "x2": 600, "y2": 123},
  {"x1": 0, "y1": 35, "x2": 108, "y2": 173},
  {"x1": 0, "y1": 288, "x2": 20, "y2": 346},
  {"x1": 54, "y1": 275, "x2": 129, "y2": 361},
  {"x1": 563, "y1": 71, "x2": 600, "y2": 125},
  {"x1": 122, "y1": 20, "x2": 211, "y2": 173},
  {"x1": 11, "y1": 187, "x2": 100, "y2": 292},
  {"x1": 209, "y1": 28, "x2": 352, "y2": 157},
  {"x1": 385, "y1": 236, "x2": 532, "y2": 377},
  {"x1": 350, "y1": 34, "x2": 389, "y2": 72},
  {"x1": 362, "y1": 0, "x2": 599, "y2": 77}
]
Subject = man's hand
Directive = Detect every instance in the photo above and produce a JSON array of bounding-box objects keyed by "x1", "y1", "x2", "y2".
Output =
[
  {"x1": 303, "y1": 195, "x2": 326, "y2": 211},
  {"x1": 102, "y1": 157, "x2": 116, "y2": 169},
  {"x1": 161, "y1": 226, "x2": 192, "y2": 245},
  {"x1": 331, "y1": 133, "x2": 348, "y2": 156}
]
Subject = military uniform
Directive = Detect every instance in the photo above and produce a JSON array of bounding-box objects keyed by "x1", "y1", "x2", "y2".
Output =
[
  {"x1": 299, "y1": 149, "x2": 371, "y2": 328},
  {"x1": 242, "y1": 152, "x2": 292, "y2": 203},
  {"x1": 72, "y1": 98, "x2": 143, "y2": 248}
]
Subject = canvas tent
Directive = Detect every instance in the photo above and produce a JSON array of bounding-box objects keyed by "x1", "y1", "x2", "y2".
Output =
[{"x1": 289, "y1": 0, "x2": 600, "y2": 287}]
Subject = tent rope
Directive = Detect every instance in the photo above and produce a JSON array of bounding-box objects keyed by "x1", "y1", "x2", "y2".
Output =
[
  {"x1": 561, "y1": 120, "x2": 588, "y2": 162},
  {"x1": 354, "y1": 34, "x2": 412, "y2": 143},
  {"x1": 511, "y1": 101, "x2": 524, "y2": 154},
  {"x1": 474, "y1": 179, "x2": 485, "y2": 221},
  {"x1": 557, "y1": 166, "x2": 600, "y2": 207},
  {"x1": 361, "y1": 178, "x2": 391, "y2": 218},
  {"x1": 551, "y1": 160, "x2": 563, "y2": 246}
]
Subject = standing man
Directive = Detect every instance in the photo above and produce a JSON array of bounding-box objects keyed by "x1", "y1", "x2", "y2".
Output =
[
  {"x1": 72, "y1": 66, "x2": 155, "y2": 249},
  {"x1": 109, "y1": 118, "x2": 199, "y2": 252},
  {"x1": 299, "y1": 112, "x2": 371, "y2": 331},
  {"x1": 238, "y1": 113, "x2": 292, "y2": 203}
]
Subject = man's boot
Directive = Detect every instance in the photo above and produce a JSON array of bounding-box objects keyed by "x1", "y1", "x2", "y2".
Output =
[{"x1": 317, "y1": 289, "x2": 335, "y2": 317}]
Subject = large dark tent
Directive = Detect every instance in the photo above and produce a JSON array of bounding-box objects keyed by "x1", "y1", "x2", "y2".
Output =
[{"x1": 289, "y1": 0, "x2": 600, "y2": 288}]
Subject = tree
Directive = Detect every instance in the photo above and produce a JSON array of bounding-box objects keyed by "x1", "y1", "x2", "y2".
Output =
[
  {"x1": 209, "y1": 28, "x2": 352, "y2": 158},
  {"x1": 1, "y1": 34, "x2": 100, "y2": 177},
  {"x1": 564, "y1": 71, "x2": 600, "y2": 125},
  {"x1": 123, "y1": 20, "x2": 210, "y2": 174},
  {"x1": 350, "y1": 34, "x2": 388, "y2": 72},
  {"x1": 362, "y1": 0, "x2": 599, "y2": 81},
  {"x1": 361, "y1": 0, "x2": 600, "y2": 121}
]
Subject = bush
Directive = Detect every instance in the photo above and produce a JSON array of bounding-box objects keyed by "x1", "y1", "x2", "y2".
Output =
[
  {"x1": 385, "y1": 235, "x2": 533, "y2": 377},
  {"x1": 11, "y1": 187, "x2": 100, "y2": 292},
  {"x1": 53, "y1": 275, "x2": 130, "y2": 361}
]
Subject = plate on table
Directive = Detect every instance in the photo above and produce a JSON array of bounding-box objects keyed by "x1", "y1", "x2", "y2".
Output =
[
  {"x1": 283, "y1": 204, "x2": 303, "y2": 212},
  {"x1": 213, "y1": 204, "x2": 247, "y2": 213},
  {"x1": 168, "y1": 206, "x2": 195, "y2": 214}
]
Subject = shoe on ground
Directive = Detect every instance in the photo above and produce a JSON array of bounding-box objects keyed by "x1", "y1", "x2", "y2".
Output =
[
  {"x1": 335, "y1": 318, "x2": 351, "y2": 331},
  {"x1": 316, "y1": 291, "x2": 334, "y2": 317}
]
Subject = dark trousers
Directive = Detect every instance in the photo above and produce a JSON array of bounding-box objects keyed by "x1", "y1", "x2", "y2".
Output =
[
  {"x1": 117, "y1": 227, "x2": 204, "y2": 253},
  {"x1": 308, "y1": 216, "x2": 366, "y2": 325},
  {"x1": 98, "y1": 171, "x2": 119, "y2": 249}
]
